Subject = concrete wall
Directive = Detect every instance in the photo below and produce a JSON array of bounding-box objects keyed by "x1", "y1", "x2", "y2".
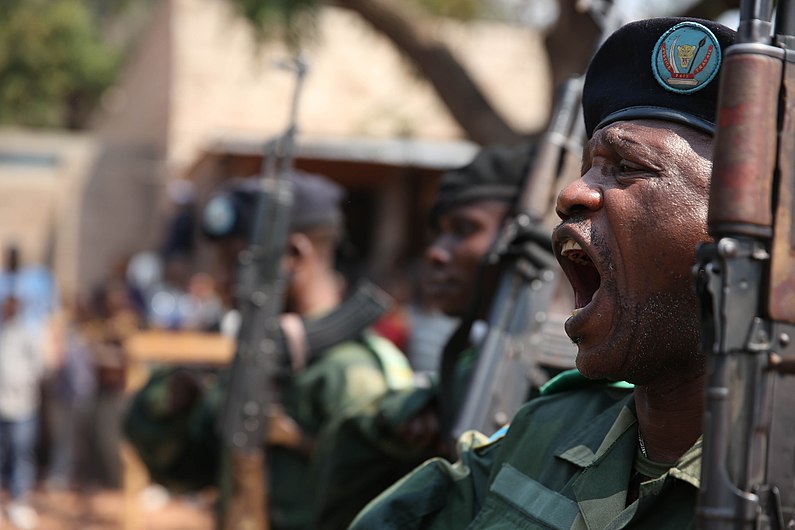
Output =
[
  {"x1": 167, "y1": 1, "x2": 550, "y2": 169},
  {"x1": 81, "y1": 2, "x2": 175, "y2": 293},
  {"x1": 0, "y1": 129, "x2": 98, "y2": 301}
]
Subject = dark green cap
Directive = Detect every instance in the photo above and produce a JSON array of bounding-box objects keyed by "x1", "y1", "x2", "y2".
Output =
[
  {"x1": 202, "y1": 171, "x2": 345, "y2": 240},
  {"x1": 430, "y1": 143, "x2": 534, "y2": 225}
]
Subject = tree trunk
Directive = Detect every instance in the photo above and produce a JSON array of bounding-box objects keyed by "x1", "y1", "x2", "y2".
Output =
[
  {"x1": 333, "y1": 0, "x2": 525, "y2": 146},
  {"x1": 544, "y1": 0, "x2": 600, "y2": 103}
]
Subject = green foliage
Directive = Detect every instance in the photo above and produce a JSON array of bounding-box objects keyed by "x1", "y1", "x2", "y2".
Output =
[
  {"x1": 228, "y1": 0, "x2": 321, "y2": 50},
  {"x1": 227, "y1": 0, "x2": 486, "y2": 49},
  {"x1": 0, "y1": 0, "x2": 121, "y2": 128},
  {"x1": 413, "y1": 0, "x2": 484, "y2": 19}
]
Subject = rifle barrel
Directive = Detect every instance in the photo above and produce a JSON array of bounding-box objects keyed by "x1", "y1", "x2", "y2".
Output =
[
  {"x1": 775, "y1": 0, "x2": 795, "y2": 46},
  {"x1": 521, "y1": 77, "x2": 583, "y2": 220},
  {"x1": 739, "y1": 0, "x2": 774, "y2": 43}
]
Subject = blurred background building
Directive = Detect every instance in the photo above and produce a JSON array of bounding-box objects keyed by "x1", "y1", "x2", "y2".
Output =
[
  {"x1": 0, "y1": 0, "x2": 738, "y2": 300},
  {"x1": 1, "y1": 0, "x2": 557, "y2": 301}
]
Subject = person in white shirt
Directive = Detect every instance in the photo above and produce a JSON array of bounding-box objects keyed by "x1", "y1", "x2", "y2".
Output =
[{"x1": 0, "y1": 296, "x2": 48, "y2": 530}]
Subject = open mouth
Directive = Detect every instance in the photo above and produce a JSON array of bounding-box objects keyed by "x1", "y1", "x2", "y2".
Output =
[{"x1": 559, "y1": 238, "x2": 602, "y2": 316}]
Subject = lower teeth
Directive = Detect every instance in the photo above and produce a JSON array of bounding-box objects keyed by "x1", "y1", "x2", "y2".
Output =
[{"x1": 571, "y1": 308, "x2": 582, "y2": 317}]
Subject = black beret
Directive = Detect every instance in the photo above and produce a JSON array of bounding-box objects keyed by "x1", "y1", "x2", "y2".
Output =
[
  {"x1": 201, "y1": 170, "x2": 345, "y2": 240},
  {"x1": 289, "y1": 170, "x2": 345, "y2": 231},
  {"x1": 430, "y1": 143, "x2": 535, "y2": 224},
  {"x1": 583, "y1": 17, "x2": 736, "y2": 138}
]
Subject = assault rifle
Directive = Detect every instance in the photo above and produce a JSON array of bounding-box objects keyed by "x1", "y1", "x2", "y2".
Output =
[
  {"x1": 219, "y1": 56, "x2": 307, "y2": 530},
  {"x1": 449, "y1": 0, "x2": 626, "y2": 441},
  {"x1": 696, "y1": 1, "x2": 795, "y2": 529}
]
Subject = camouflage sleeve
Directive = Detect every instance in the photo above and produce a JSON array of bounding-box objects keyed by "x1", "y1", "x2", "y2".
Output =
[
  {"x1": 312, "y1": 341, "x2": 482, "y2": 530},
  {"x1": 311, "y1": 385, "x2": 438, "y2": 530},
  {"x1": 122, "y1": 367, "x2": 224, "y2": 492},
  {"x1": 305, "y1": 340, "x2": 397, "y2": 425},
  {"x1": 347, "y1": 430, "x2": 500, "y2": 530}
]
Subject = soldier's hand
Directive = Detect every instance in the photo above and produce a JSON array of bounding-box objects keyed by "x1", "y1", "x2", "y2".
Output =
[
  {"x1": 166, "y1": 369, "x2": 202, "y2": 415},
  {"x1": 265, "y1": 406, "x2": 315, "y2": 455},
  {"x1": 501, "y1": 219, "x2": 557, "y2": 278},
  {"x1": 397, "y1": 406, "x2": 440, "y2": 450}
]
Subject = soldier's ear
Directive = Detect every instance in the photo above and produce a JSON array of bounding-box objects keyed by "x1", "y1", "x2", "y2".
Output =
[{"x1": 286, "y1": 233, "x2": 314, "y2": 267}]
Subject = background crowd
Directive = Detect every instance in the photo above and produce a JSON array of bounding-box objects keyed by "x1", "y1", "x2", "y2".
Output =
[{"x1": 0, "y1": 192, "x2": 457, "y2": 529}]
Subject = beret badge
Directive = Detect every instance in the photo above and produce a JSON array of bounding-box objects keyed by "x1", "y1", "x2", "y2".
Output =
[
  {"x1": 203, "y1": 194, "x2": 237, "y2": 237},
  {"x1": 651, "y1": 21, "x2": 722, "y2": 95}
]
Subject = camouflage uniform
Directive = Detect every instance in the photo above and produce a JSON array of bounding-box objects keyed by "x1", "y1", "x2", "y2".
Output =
[
  {"x1": 312, "y1": 346, "x2": 478, "y2": 530},
  {"x1": 349, "y1": 372, "x2": 704, "y2": 530},
  {"x1": 125, "y1": 330, "x2": 412, "y2": 530},
  {"x1": 265, "y1": 331, "x2": 412, "y2": 529}
]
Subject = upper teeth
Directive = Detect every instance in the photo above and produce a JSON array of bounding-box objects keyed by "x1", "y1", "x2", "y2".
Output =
[
  {"x1": 560, "y1": 239, "x2": 593, "y2": 267},
  {"x1": 561, "y1": 239, "x2": 581, "y2": 254}
]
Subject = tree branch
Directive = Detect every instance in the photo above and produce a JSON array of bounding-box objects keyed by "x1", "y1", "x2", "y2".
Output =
[{"x1": 333, "y1": 0, "x2": 524, "y2": 146}]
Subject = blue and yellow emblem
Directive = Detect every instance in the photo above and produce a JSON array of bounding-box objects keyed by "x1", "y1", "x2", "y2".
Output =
[{"x1": 651, "y1": 21, "x2": 722, "y2": 94}]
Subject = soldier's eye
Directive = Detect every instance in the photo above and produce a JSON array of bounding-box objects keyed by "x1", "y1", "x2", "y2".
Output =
[
  {"x1": 618, "y1": 160, "x2": 645, "y2": 173},
  {"x1": 615, "y1": 160, "x2": 654, "y2": 185},
  {"x1": 451, "y1": 218, "x2": 479, "y2": 238}
]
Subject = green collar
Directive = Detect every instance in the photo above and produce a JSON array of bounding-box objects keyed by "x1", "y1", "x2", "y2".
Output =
[
  {"x1": 553, "y1": 394, "x2": 702, "y2": 487},
  {"x1": 554, "y1": 395, "x2": 637, "y2": 468},
  {"x1": 551, "y1": 393, "x2": 702, "y2": 529},
  {"x1": 540, "y1": 369, "x2": 634, "y2": 396}
]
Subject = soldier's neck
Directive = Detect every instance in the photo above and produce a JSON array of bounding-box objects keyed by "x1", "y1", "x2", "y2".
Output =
[
  {"x1": 293, "y1": 272, "x2": 342, "y2": 317},
  {"x1": 633, "y1": 373, "x2": 705, "y2": 464}
]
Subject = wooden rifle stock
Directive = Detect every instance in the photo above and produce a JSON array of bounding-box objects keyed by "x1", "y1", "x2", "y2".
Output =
[{"x1": 769, "y1": 0, "x2": 795, "y2": 323}]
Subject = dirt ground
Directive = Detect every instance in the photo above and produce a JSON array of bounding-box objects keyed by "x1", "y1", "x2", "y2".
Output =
[{"x1": 3, "y1": 487, "x2": 214, "y2": 530}]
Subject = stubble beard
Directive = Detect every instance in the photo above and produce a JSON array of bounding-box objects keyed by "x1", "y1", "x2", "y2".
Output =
[
  {"x1": 574, "y1": 266, "x2": 704, "y2": 387},
  {"x1": 599, "y1": 285, "x2": 704, "y2": 387}
]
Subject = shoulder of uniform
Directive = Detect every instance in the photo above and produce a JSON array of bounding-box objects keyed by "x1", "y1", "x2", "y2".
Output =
[
  {"x1": 355, "y1": 330, "x2": 414, "y2": 389},
  {"x1": 539, "y1": 369, "x2": 633, "y2": 397},
  {"x1": 472, "y1": 372, "x2": 632, "y2": 449},
  {"x1": 361, "y1": 329, "x2": 397, "y2": 349},
  {"x1": 458, "y1": 427, "x2": 506, "y2": 454},
  {"x1": 483, "y1": 424, "x2": 509, "y2": 445},
  {"x1": 320, "y1": 335, "x2": 369, "y2": 355}
]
